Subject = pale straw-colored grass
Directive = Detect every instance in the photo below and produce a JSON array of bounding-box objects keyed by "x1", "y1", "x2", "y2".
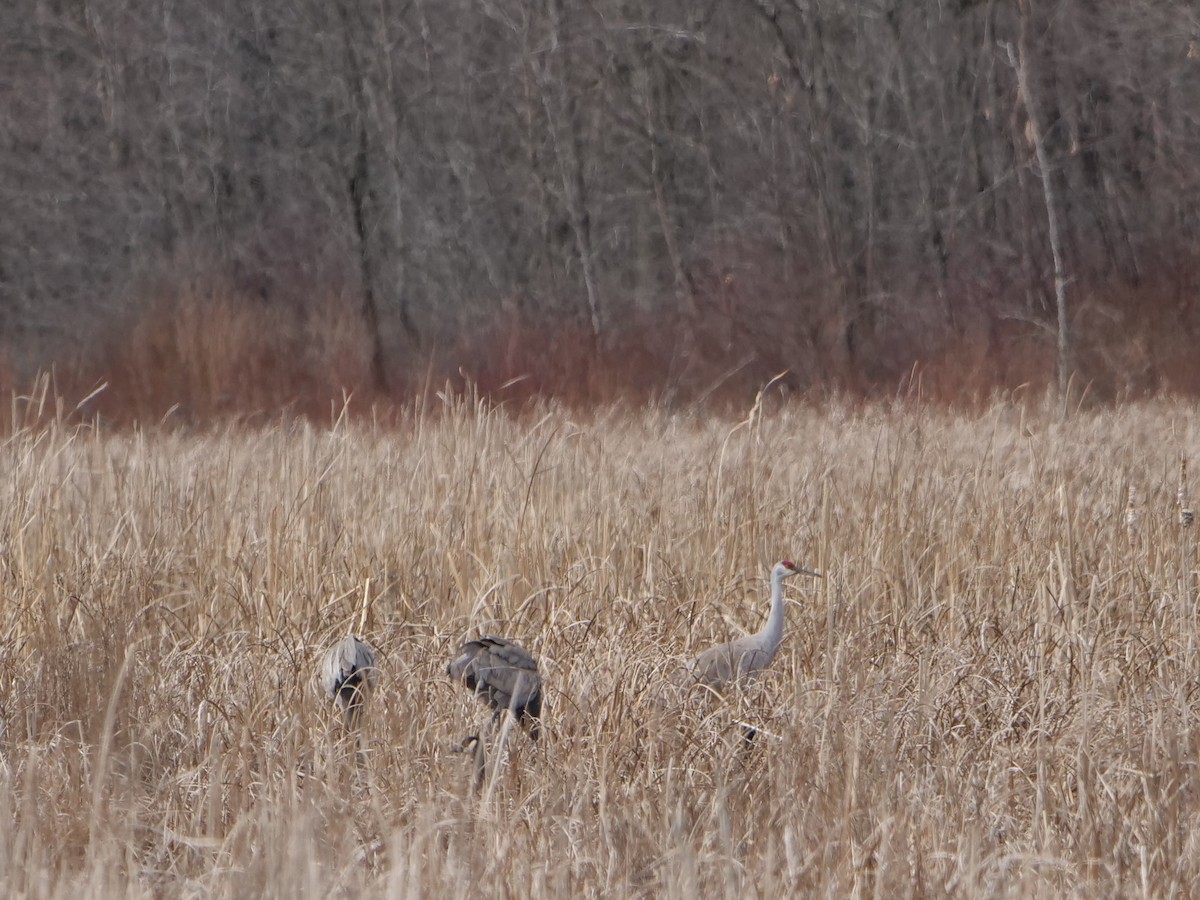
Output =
[{"x1": 1, "y1": 393, "x2": 1199, "y2": 897}]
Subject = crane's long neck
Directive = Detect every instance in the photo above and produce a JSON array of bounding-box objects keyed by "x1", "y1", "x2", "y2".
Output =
[{"x1": 757, "y1": 566, "x2": 787, "y2": 655}]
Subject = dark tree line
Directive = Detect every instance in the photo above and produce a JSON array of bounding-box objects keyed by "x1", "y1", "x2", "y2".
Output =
[{"x1": 2, "y1": 0, "x2": 1198, "y2": 403}]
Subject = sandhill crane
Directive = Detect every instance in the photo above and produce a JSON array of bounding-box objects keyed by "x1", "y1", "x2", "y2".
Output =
[
  {"x1": 687, "y1": 560, "x2": 821, "y2": 691},
  {"x1": 448, "y1": 636, "x2": 543, "y2": 741},
  {"x1": 320, "y1": 635, "x2": 378, "y2": 731}
]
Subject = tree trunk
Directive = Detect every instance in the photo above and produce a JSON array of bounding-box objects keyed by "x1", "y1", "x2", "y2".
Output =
[
  {"x1": 337, "y1": 0, "x2": 397, "y2": 392},
  {"x1": 1007, "y1": 13, "x2": 1072, "y2": 416}
]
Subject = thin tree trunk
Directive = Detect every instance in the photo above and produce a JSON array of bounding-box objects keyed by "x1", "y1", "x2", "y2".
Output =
[
  {"x1": 536, "y1": 0, "x2": 602, "y2": 338},
  {"x1": 1006, "y1": 15, "x2": 1072, "y2": 416},
  {"x1": 635, "y1": 54, "x2": 697, "y2": 319},
  {"x1": 749, "y1": 0, "x2": 855, "y2": 369},
  {"x1": 346, "y1": 127, "x2": 389, "y2": 392},
  {"x1": 337, "y1": 0, "x2": 395, "y2": 392},
  {"x1": 887, "y1": 4, "x2": 952, "y2": 331}
]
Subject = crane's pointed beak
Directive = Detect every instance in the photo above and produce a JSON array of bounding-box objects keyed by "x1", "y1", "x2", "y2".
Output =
[{"x1": 795, "y1": 567, "x2": 822, "y2": 578}]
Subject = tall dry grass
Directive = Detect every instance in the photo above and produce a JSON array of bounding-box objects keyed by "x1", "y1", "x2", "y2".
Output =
[{"x1": 1, "y1": 392, "x2": 1199, "y2": 897}]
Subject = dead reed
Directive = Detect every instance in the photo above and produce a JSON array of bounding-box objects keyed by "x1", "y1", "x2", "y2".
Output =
[{"x1": 1, "y1": 392, "x2": 1199, "y2": 897}]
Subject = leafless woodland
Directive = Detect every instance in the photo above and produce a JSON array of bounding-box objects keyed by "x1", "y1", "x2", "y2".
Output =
[{"x1": 2, "y1": 1, "x2": 1199, "y2": 411}]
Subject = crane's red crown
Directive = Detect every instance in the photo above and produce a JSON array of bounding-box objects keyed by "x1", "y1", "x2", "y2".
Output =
[{"x1": 782, "y1": 559, "x2": 796, "y2": 569}]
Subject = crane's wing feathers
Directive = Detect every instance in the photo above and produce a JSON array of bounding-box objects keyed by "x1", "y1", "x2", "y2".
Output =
[
  {"x1": 688, "y1": 638, "x2": 773, "y2": 690},
  {"x1": 448, "y1": 636, "x2": 543, "y2": 734}
]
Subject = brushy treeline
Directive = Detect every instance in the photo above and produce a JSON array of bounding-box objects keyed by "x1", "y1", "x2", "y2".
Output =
[
  {"x1": 1, "y1": 393, "x2": 1199, "y2": 896},
  {"x1": 2, "y1": 0, "x2": 1198, "y2": 405}
]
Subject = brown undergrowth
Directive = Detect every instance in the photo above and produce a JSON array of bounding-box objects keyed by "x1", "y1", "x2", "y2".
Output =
[{"x1": 4, "y1": 266, "x2": 1198, "y2": 429}]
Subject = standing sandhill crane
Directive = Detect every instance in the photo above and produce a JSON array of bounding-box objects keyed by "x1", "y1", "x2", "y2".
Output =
[
  {"x1": 320, "y1": 635, "x2": 378, "y2": 731},
  {"x1": 687, "y1": 560, "x2": 822, "y2": 690},
  {"x1": 448, "y1": 636, "x2": 543, "y2": 741}
]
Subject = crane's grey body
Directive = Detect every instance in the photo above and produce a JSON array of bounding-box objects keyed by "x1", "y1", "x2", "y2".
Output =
[
  {"x1": 687, "y1": 561, "x2": 821, "y2": 690},
  {"x1": 689, "y1": 637, "x2": 778, "y2": 688},
  {"x1": 320, "y1": 635, "x2": 377, "y2": 729},
  {"x1": 448, "y1": 636, "x2": 542, "y2": 740}
]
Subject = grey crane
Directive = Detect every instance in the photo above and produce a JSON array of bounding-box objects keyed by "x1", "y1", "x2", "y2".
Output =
[
  {"x1": 448, "y1": 636, "x2": 543, "y2": 741},
  {"x1": 687, "y1": 560, "x2": 821, "y2": 691},
  {"x1": 320, "y1": 635, "x2": 378, "y2": 730}
]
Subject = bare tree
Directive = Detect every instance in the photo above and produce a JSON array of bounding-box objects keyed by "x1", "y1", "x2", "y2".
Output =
[
  {"x1": 2, "y1": 0, "x2": 1198, "y2": 401},
  {"x1": 1006, "y1": 7, "x2": 1072, "y2": 414}
]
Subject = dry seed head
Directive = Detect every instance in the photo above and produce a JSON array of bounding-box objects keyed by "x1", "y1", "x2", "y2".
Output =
[{"x1": 1125, "y1": 485, "x2": 1138, "y2": 532}]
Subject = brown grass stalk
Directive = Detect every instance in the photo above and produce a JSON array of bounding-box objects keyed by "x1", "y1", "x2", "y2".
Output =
[{"x1": 1, "y1": 394, "x2": 1199, "y2": 895}]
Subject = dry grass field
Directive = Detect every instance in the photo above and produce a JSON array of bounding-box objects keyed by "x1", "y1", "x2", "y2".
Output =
[{"x1": 2, "y1": 391, "x2": 1199, "y2": 898}]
